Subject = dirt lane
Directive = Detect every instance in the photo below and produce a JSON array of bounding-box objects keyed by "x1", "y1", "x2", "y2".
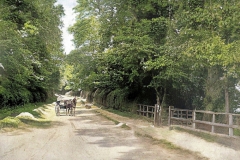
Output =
[{"x1": 0, "y1": 103, "x2": 203, "y2": 160}]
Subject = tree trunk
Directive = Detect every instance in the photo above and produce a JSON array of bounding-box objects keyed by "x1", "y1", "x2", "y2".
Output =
[
  {"x1": 225, "y1": 79, "x2": 229, "y2": 113},
  {"x1": 162, "y1": 87, "x2": 167, "y2": 108},
  {"x1": 155, "y1": 89, "x2": 162, "y2": 126}
]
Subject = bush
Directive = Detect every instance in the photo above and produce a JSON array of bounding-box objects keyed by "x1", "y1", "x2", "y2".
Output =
[
  {"x1": 94, "y1": 89, "x2": 111, "y2": 106},
  {"x1": 106, "y1": 88, "x2": 129, "y2": 111},
  {"x1": 0, "y1": 85, "x2": 33, "y2": 108}
]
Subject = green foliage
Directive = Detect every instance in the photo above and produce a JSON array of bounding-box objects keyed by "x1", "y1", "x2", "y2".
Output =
[
  {"x1": 106, "y1": 88, "x2": 129, "y2": 111},
  {"x1": 94, "y1": 89, "x2": 110, "y2": 106}
]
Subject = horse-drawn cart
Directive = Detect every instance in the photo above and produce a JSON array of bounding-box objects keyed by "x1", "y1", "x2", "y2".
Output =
[
  {"x1": 55, "y1": 100, "x2": 66, "y2": 116},
  {"x1": 55, "y1": 96, "x2": 76, "y2": 116}
]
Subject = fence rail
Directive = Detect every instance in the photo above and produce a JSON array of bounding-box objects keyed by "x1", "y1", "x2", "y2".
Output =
[
  {"x1": 168, "y1": 107, "x2": 193, "y2": 126},
  {"x1": 137, "y1": 104, "x2": 155, "y2": 118},
  {"x1": 168, "y1": 106, "x2": 240, "y2": 137}
]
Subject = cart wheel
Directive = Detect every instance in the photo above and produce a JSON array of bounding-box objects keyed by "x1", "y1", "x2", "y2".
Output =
[{"x1": 55, "y1": 105, "x2": 60, "y2": 116}]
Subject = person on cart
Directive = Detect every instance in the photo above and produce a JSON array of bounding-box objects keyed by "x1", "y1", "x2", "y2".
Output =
[
  {"x1": 73, "y1": 96, "x2": 77, "y2": 107},
  {"x1": 55, "y1": 94, "x2": 63, "y2": 116},
  {"x1": 56, "y1": 94, "x2": 63, "y2": 105}
]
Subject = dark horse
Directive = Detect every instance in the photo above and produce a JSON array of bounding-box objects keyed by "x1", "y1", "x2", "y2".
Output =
[{"x1": 65, "y1": 100, "x2": 74, "y2": 116}]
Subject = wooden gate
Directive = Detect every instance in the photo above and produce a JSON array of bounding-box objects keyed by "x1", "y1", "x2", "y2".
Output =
[{"x1": 137, "y1": 104, "x2": 161, "y2": 126}]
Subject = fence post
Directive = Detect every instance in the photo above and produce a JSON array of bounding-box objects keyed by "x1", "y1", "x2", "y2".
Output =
[
  {"x1": 192, "y1": 110, "x2": 196, "y2": 129},
  {"x1": 168, "y1": 106, "x2": 171, "y2": 126},
  {"x1": 154, "y1": 104, "x2": 157, "y2": 126},
  {"x1": 168, "y1": 106, "x2": 174, "y2": 127},
  {"x1": 211, "y1": 114, "x2": 215, "y2": 133},
  {"x1": 152, "y1": 106, "x2": 154, "y2": 118},
  {"x1": 147, "y1": 106, "x2": 149, "y2": 117},
  {"x1": 180, "y1": 110, "x2": 183, "y2": 125},
  {"x1": 138, "y1": 104, "x2": 140, "y2": 115},
  {"x1": 229, "y1": 114, "x2": 233, "y2": 136},
  {"x1": 154, "y1": 104, "x2": 160, "y2": 127}
]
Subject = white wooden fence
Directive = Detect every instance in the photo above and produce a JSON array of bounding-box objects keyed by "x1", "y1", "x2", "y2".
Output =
[{"x1": 137, "y1": 104, "x2": 155, "y2": 118}]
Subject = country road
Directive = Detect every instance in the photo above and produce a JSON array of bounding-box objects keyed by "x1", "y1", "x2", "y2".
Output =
[{"x1": 0, "y1": 99, "x2": 204, "y2": 160}]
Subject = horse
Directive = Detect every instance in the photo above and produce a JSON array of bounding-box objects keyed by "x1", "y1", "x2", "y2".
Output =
[
  {"x1": 72, "y1": 97, "x2": 77, "y2": 116},
  {"x1": 66, "y1": 100, "x2": 74, "y2": 116}
]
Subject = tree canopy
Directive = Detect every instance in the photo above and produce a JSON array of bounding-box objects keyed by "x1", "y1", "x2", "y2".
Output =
[
  {"x1": 0, "y1": 0, "x2": 65, "y2": 107},
  {"x1": 65, "y1": 0, "x2": 240, "y2": 113}
]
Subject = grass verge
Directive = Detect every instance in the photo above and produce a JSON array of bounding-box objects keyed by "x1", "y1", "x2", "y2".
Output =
[
  {"x1": 18, "y1": 118, "x2": 52, "y2": 128},
  {"x1": 95, "y1": 110, "x2": 120, "y2": 125},
  {"x1": 173, "y1": 126, "x2": 217, "y2": 142},
  {"x1": 121, "y1": 123, "x2": 131, "y2": 130},
  {"x1": 134, "y1": 131, "x2": 180, "y2": 150},
  {"x1": 94, "y1": 109, "x2": 132, "y2": 130}
]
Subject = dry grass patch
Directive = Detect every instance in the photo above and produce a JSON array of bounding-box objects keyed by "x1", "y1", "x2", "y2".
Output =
[{"x1": 0, "y1": 117, "x2": 21, "y2": 128}]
